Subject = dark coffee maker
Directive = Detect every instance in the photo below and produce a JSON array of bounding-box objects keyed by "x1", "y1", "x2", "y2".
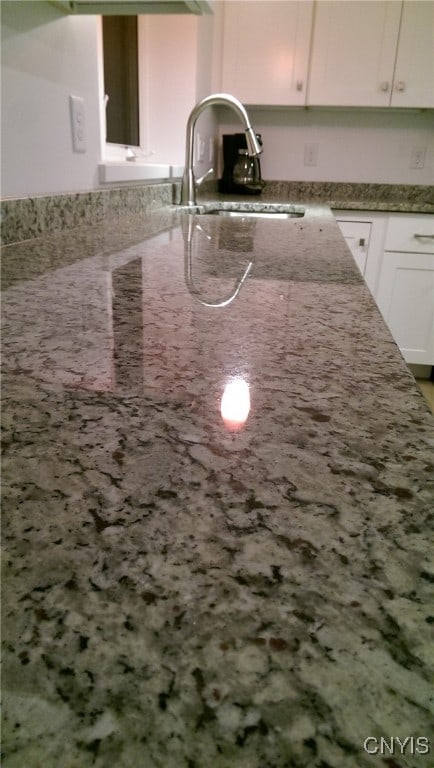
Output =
[{"x1": 218, "y1": 132, "x2": 264, "y2": 195}]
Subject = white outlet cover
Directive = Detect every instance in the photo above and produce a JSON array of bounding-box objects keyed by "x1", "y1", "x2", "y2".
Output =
[
  {"x1": 69, "y1": 95, "x2": 86, "y2": 153},
  {"x1": 304, "y1": 143, "x2": 318, "y2": 167},
  {"x1": 409, "y1": 146, "x2": 426, "y2": 170}
]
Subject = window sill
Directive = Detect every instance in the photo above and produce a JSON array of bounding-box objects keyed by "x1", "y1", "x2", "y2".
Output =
[{"x1": 98, "y1": 162, "x2": 183, "y2": 184}]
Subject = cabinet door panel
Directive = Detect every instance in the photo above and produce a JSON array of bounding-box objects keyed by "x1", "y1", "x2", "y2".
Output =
[
  {"x1": 391, "y1": 1, "x2": 434, "y2": 108},
  {"x1": 221, "y1": 1, "x2": 313, "y2": 106},
  {"x1": 336, "y1": 220, "x2": 372, "y2": 275},
  {"x1": 308, "y1": 1, "x2": 401, "y2": 106},
  {"x1": 376, "y1": 252, "x2": 434, "y2": 365}
]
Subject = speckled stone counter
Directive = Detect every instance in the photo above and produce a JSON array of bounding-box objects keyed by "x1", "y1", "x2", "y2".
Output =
[
  {"x1": 260, "y1": 182, "x2": 434, "y2": 214},
  {"x1": 2, "y1": 201, "x2": 434, "y2": 768},
  {"x1": 2, "y1": 181, "x2": 433, "y2": 246},
  {"x1": 0, "y1": 183, "x2": 176, "y2": 246}
]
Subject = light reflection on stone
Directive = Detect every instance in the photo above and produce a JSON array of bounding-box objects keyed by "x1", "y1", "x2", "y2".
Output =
[{"x1": 221, "y1": 377, "x2": 250, "y2": 429}]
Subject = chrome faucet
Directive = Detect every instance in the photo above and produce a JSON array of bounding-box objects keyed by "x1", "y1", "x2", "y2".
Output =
[{"x1": 180, "y1": 93, "x2": 262, "y2": 206}]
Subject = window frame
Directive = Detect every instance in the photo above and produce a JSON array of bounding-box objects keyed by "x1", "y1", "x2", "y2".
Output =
[
  {"x1": 98, "y1": 15, "x2": 148, "y2": 160},
  {"x1": 102, "y1": 14, "x2": 140, "y2": 147}
]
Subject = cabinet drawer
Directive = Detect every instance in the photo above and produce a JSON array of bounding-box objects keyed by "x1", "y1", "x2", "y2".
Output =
[{"x1": 385, "y1": 215, "x2": 434, "y2": 253}]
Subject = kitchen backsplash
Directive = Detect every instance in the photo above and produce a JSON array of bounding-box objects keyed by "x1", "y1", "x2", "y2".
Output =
[
  {"x1": 0, "y1": 184, "x2": 177, "y2": 246},
  {"x1": 1, "y1": 181, "x2": 433, "y2": 246}
]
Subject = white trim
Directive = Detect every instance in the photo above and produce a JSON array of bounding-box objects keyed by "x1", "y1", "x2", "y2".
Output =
[
  {"x1": 98, "y1": 163, "x2": 172, "y2": 183},
  {"x1": 51, "y1": 1, "x2": 213, "y2": 15}
]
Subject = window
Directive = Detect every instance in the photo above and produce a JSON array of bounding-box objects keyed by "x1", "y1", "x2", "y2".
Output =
[{"x1": 102, "y1": 16, "x2": 139, "y2": 146}]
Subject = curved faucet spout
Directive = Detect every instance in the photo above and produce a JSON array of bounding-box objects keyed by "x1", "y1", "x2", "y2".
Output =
[{"x1": 180, "y1": 93, "x2": 262, "y2": 206}]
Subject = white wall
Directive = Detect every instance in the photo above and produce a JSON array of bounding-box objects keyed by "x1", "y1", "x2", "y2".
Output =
[
  {"x1": 218, "y1": 107, "x2": 434, "y2": 185},
  {"x1": 1, "y1": 2, "x2": 217, "y2": 198},
  {"x1": 139, "y1": 12, "x2": 218, "y2": 173},
  {"x1": 139, "y1": 14, "x2": 198, "y2": 164},
  {"x1": 195, "y1": 7, "x2": 219, "y2": 174},
  {"x1": 1, "y1": 1, "x2": 102, "y2": 198}
]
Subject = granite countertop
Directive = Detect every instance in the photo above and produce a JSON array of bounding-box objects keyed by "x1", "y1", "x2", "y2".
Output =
[
  {"x1": 260, "y1": 183, "x2": 434, "y2": 214},
  {"x1": 2, "y1": 201, "x2": 434, "y2": 768},
  {"x1": 1, "y1": 181, "x2": 433, "y2": 247},
  {"x1": 205, "y1": 183, "x2": 434, "y2": 215}
]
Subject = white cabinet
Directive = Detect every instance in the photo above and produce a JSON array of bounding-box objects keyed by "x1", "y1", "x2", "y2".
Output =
[
  {"x1": 391, "y1": 1, "x2": 434, "y2": 107},
  {"x1": 335, "y1": 211, "x2": 434, "y2": 365},
  {"x1": 334, "y1": 212, "x2": 388, "y2": 296},
  {"x1": 220, "y1": 1, "x2": 314, "y2": 106},
  {"x1": 336, "y1": 219, "x2": 372, "y2": 275},
  {"x1": 309, "y1": 1, "x2": 434, "y2": 108},
  {"x1": 376, "y1": 215, "x2": 434, "y2": 365},
  {"x1": 309, "y1": 1, "x2": 400, "y2": 107},
  {"x1": 218, "y1": 0, "x2": 433, "y2": 108}
]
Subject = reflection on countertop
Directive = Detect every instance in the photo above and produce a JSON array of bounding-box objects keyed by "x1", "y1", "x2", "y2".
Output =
[{"x1": 2, "y1": 203, "x2": 434, "y2": 768}]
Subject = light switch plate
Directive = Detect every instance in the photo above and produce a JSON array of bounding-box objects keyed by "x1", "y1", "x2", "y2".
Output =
[
  {"x1": 69, "y1": 95, "x2": 86, "y2": 153},
  {"x1": 409, "y1": 146, "x2": 426, "y2": 170}
]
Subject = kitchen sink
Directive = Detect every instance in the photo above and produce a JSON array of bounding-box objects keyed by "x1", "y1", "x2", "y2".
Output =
[
  {"x1": 209, "y1": 209, "x2": 304, "y2": 219},
  {"x1": 180, "y1": 203, "x2": 305, "y2": 219}
]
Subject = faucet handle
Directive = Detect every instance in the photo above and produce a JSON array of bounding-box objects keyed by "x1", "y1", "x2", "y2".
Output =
[
  {"x1": 245, "y1": 128, "x2": 262, "y2": 156},
  {"x1": 196, "y1": 167, "x2": 214, "y2": 187}
]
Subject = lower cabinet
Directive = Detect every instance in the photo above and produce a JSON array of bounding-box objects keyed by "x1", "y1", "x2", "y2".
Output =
[
  {"x1": 335, "y1": 211, "x2": 434, "y2": 365},
  {"x1": 376, "y1": 215, "x2": 434, "y2": 365},
  {"x1": 335, "y1": 211, "x2": 388, "y2": 296},
  {"x1": 335, "y1": 218, "x2": 372, "y2": 275}
]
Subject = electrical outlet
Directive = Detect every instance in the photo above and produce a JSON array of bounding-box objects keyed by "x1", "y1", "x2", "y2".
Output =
[
  {"x1": 304, "y1": 143, "x2": 318, "y2": 167},
  {"x1": 409, "y1": 146, "x2": 426, "y2": 170},
  {"x1": 69, "y1": 95, "x2": 86, "y2": 153}
]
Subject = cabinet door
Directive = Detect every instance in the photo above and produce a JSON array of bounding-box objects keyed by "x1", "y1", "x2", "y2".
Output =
[
  {"x1": 376, "y1": 251, "x2": 434, "y2": 365},
  {"x1": 391, "y1": 1, "x2": 434, "y2": 108},
  {"x1": 308, "y1": 1, "x2": 401, "y2": 106},
  {"x1": 336, "y1": 220, "x2": 371, "y2": 275},
  {"x1": 221, "y1": 1, "x2": 313, "y2": 106}
]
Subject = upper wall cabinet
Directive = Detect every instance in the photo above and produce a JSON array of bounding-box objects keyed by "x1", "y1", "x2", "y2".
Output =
[
  {"x1": 308, "y1": 1, "x2": 434, "y2": 108},
  {"x1": 391, "y1": 1, "x2": 434, "y2": 107},
  {"x1": 221, "y1": 1, "x2": 314, "y2": 106}
]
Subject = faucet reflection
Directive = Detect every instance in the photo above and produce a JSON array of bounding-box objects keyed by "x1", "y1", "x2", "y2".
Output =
[
  {"x1": 180, "y1": 93, "x2": 263, "y2": 206},
  {"x1": 182, "y1": 215, "x2": 252, "y2": 308}
]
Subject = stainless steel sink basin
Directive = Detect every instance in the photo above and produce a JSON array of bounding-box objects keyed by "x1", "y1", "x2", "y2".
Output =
[
  {"x1": 209, "y1": 209, "x2": 304, "y2": 219},
  {"x1": 180, "y1": 203, "x2": 305, "y2": 219}
]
